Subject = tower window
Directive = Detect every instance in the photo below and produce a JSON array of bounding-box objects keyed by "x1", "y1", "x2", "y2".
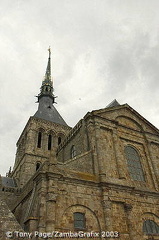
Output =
[
  {"x1": 74, "y1": 212, "x2": 85, "y2": 230},
  {"x1": 48, "y1": 134, "x2": 52, "y2": 150},
  {"x1": 37, "y1": 132, "x2": 42, "y2": 148},
  {"x1": 125, "y1": 146, "x2": 145, "y2": 181},
  {"x1": 71, "y1": 145, "x2": 76, "y2": 158},
  {"x1": 58, "y1": 137, "x2": 61, "y2": 145},
  {"x1": 143, "y1": 220, "x2": 159, "y2": 235},
  {"x1": 36, "y1": 162, "x2": 41, "y2": 171}
]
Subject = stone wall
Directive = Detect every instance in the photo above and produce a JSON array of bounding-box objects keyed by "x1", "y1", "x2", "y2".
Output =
[
  {"x1": 59, "y1": 150, "x2": 94, "y2": 174},
  {"x1": 0, "y1": 192, "x2": 27, "y2": 240},
  {"x1": 57, "y1": 120, "x2": 89, "y2": 162}
]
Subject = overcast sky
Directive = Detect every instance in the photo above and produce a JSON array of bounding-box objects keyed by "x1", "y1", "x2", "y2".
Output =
[{"x1": 1, "y1": 0, "x2": 159, "y2": 176}]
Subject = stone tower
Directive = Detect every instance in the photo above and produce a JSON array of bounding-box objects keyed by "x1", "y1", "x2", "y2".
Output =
[{"x1": 11, "y1": 48, "x2": 71, "y2": 187}]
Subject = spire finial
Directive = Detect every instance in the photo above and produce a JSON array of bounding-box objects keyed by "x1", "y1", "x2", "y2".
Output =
[
  {"x1": 45, "y1": 46, "x2": 51, "y2": 80},
  {"x1": 37, "y1": 47, "x2": 56, "y2": 103},
  {"x1": 48, "y1": 46, "x2": 51, "y2": 57}
]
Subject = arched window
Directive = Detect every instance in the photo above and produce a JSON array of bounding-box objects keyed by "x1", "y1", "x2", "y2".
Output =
[
  {"x1": 143, "y1": 220, "x2": 159, "y2": 235},
  {"x1": 48, "y1": 134, "x2": 52, "y2": 150},
  {"x1": 71, "y1": 145, "x2": 76, "y2": 158},
  {"x1": 74, "y1": 212, "x2": 85, "y2": 229},
  {"x1": 24, "y1": 223, "x2": 29, "y2": 232},
  {"x1": 58, "y1": 137, "x2": 61, "y2": 145},
  {"x1": 37, "y1": 132, "x2": 42, "y2": 148},
  {"x1": 36, "y1": 162, "x2": 41, "y2": 171},
  {"x1": 125, "y1": 146, "x2": 145, "y2": 181}
]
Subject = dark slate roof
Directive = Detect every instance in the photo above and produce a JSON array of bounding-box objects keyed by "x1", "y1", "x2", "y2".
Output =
[
  {"x1": 1, "y1": 177, "x2": 17, "y2": 188},
  {"x1": 34, "y1": 96, "x2": 68, "y2": 126},
  {"x1": 106, "y1": 99, "x2": 120, "y2": 108}
]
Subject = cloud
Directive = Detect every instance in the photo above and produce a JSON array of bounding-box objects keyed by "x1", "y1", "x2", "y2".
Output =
[{"x1": 1, "y1": 0, "x2": 159, "y2": 175}]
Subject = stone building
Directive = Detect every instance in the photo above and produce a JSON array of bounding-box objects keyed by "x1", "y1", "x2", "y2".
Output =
[{"x1": 1, "y1": 49, "x2": 159, "y2": 240}]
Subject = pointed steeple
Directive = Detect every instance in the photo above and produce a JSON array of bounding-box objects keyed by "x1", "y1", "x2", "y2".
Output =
[
  {"x1": 45, "y1": 46, "x2": 51, "y2": 82},
  {"x1": 37, "y1": 47, "x2": 55, "y2": 103},
  {"x1": 34, "y1": 48, "x2": 68, "y2": 126}
]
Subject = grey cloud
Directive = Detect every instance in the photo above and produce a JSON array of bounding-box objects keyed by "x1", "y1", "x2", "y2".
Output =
[{"x1": 1, "y1": 0, "x2": 159, "y2": 176}]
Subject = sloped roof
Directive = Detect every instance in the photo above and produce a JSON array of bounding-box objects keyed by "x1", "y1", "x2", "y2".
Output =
[
  {"x1": 34, "y1": 97, "x2": 68, "y2": 126},
  {"x1": 0, "y1": 193, "x2": 24, "y2": 238},
  {"x1": 1, "y1": 177, "x2": 17, "y2": 188},
  {"x1": 88, "y1": 102, "x2": 159, "y2": 134},
  {"x1": 106, "y1": 99, "x2": 120, "y2": 108}
]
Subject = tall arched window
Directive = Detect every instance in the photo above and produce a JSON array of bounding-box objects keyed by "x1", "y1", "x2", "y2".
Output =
[
  {"x1": 74, "y1": 212, "x2": 85, "y2": 229},
  {"x1": 143, "y1": 220, "x2": 159, "y2": 235},
  {"x1": 71, "y1": 145, "x2": 76, "y2": 158},
  {"x1": 125, "y1": 146, "x2": 145, "y2": 181},
  {"x1": 37, "y1": 132, "x2": 42, "y2": 148},
  {"x1": 58, "y1": 137, "x2": 61, "y2": 145},
  {"x1": 48, "y1": 134, "x2": 52, "y2": 150}
]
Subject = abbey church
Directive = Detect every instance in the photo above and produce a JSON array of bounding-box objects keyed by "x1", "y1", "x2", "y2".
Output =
[{"x1": 1, "y1": 49, "x2": 159, "y2": 240}]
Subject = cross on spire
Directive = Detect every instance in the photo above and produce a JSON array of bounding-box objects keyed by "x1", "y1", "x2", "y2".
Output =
[
  {"x1": 48, "y1": 46, "x2": 51, "y2": 56},
  {"x1": 37, "y1": 47, "x2": 56, "y2": 103}
]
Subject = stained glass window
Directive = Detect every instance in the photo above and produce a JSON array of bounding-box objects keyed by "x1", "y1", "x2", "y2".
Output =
[{"x1": 125, "y1": 146, "x2": 145, "y2": 181}]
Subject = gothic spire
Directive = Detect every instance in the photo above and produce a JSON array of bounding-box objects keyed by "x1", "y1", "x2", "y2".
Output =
[
  {"x1": 37, "y1": 47, "x2": 55, "y2": 103},
  {"x1": 34, "y1": 48, "x2": 67, "y2": 126},
  {"x1": 45, "y1": 46, "x2": 51, "y2": 81}
]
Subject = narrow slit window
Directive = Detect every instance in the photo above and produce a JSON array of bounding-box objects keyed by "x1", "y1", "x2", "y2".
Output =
[
  {"x1": 58, "y1": 137, "x2": 61, "y2": 145},
  {"x1": 48, "y1": 134, "x2": 52, "y2": 150},
  {"x1": 71, "y1": 145, "x2": 76, "y2": 158},
  {"x1": 36, "y1": 162, "x2": 41, "y2": 171},
  {"x1": 37, "y1": 132, "x2": 42, "y2": 148}
]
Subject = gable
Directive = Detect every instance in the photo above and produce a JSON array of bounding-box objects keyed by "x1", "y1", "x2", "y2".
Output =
[
  {"x1": 92, "y1": 104, "x2": 159, "y2": 135},
  {"x1": 116, "y1": 115, "x2": 142, "y2": 131}
]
